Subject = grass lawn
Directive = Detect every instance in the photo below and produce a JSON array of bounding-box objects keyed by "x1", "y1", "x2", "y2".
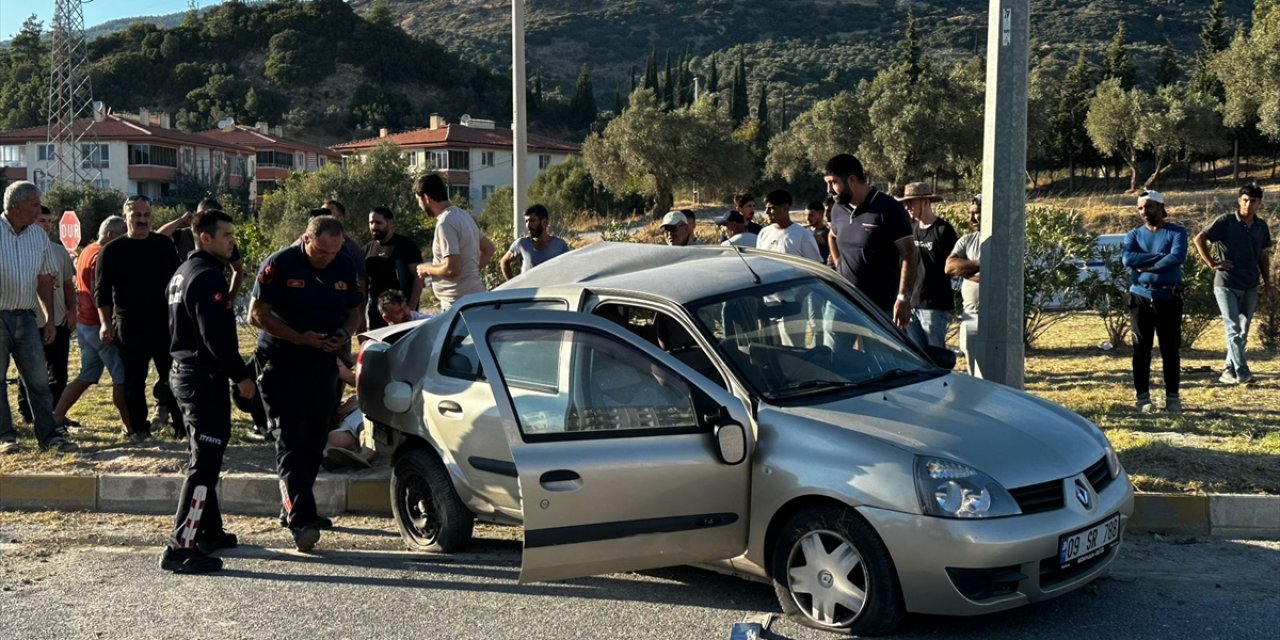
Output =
[
  {"x1": 5, "y1": 308, "x2": 1278, "y2": 495},
  {"x1": 1024, "y1": 314, "x2": 1279, "y2": 495}
]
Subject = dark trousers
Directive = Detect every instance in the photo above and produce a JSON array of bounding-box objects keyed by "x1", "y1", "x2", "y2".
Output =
[
  {"x1": 1129, "y1": 293, "x2": 1182, "y2": 398},
  {"x1": 167, "y1": 369, "x2": 229, "y2": 550},
  {"x1": 117, "y1": 315, "x2": 183, "y2": 437},
  {"x1": 260, "y1": 354, "x2": 339, "y2": 528},
  {"x1": 17, "y1": 324, "x2": 70, "y2": 421}
]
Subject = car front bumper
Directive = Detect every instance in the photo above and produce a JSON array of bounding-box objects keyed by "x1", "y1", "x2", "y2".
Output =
[{"x1": 858, "y1": 474, "x2": 1135, "y2": 616}]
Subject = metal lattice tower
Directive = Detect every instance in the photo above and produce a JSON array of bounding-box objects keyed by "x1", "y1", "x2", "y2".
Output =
[{"x1": 45, "y1": 0, "x2": 100, "y2": 187}]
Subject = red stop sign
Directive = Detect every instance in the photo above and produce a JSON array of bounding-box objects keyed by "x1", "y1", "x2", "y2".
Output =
[{"x1": 59, "y1": 211, "x2": 81, "y2": 253}]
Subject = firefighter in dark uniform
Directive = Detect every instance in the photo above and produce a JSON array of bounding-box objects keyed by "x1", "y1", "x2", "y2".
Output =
[
  {"x1": 250, "y1": 214, "x2": 362, "y2": 551},
  {"x1": 159, "y1": 210, "x2": 255, "y2": 574}
]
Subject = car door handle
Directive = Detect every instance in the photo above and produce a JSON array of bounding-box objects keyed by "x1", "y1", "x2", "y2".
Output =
[
  {"x1": 437, "y1": 400, "x2": 463, "y2": 416},
  {"x1": 539, "y1": 469, "x2": 582, "y2": 492}
]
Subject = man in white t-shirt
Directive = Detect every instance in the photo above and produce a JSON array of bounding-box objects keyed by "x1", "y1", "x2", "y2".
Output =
[
  {"x1": 412, "y1": 174, "x2": 495, "y2": 309},
  {"x1": 757, "y1": 189, "x2": 822, "y2": 262}
]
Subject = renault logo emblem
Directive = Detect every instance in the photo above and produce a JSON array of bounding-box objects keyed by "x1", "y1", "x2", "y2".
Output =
[{"x1": 1074, "y1": 479, "x2": 1093, "y2": 509}]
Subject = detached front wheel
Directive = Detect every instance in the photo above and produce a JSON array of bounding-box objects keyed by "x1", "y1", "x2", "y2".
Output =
[
  {"x1": 391, "y1": 448, "x2": 474, "y2": 553},
  {"x1": 771, "y1": 507, "x2": 905, "y2": 635}
]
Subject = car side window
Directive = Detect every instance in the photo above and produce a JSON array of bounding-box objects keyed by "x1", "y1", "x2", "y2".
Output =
[
  {"x1": 439, "y1": 317, "x2": 485, "y2": 381},
  {"x1": 440, "y1": 300, "x2": 570, "y2": 381},
  {"x1": 592, "y1": 303, "x2": 727, "y2": 389},
  {"x1": 488, "y1": 327, "x2": 700, "y2": 440}
]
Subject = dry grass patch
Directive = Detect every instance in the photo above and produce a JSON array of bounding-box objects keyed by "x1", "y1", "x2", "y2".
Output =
[{"x1": 1025, "y1": 314, "x2": 1280, "y2": 494}]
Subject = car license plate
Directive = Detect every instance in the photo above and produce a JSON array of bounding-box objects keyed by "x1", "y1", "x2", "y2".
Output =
[{"x1": 1058, "y1": 513, "x2": 1120, "y2": 568}]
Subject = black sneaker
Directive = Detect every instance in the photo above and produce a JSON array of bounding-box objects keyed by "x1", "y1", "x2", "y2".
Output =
[
  {"x1": 291, "y1": 524, "x2": 321, "y2": 552},
  {"x1": 159, "y1": 547, "x2": 223, "y2": 574},
  {"x1": 40, "y1": 436, "x2": 79, "y2": 453},
  {"x1": 279, "y1": 513, "x2": 333, "y2": 530},
  {"x1": 196, "y1": 531, "x2": 238, "y2": 555}
]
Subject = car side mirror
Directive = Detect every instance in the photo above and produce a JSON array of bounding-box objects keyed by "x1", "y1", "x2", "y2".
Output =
[
  {"x1": 924, "y1": 345, "x2": 957, "y2": 370},
  {"x1": 714, "y1": 422, "x2": 748, "y2": 465}
]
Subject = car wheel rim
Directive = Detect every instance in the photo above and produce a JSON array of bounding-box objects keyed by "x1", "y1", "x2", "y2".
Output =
[
  {"x1": 786, "y1": 528, "x2": 868, "y2": 628},
  {"x1": 402, "y1": 475, "x2": 439, "y2": 543}
]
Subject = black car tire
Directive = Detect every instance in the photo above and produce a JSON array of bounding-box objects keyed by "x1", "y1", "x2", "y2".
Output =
[
  {"x1": 770, "y1": 506, "x2": 905, "y2": 635},
  {"x1": 391, "y1": 448, "x2": 474, "y2": 553}
]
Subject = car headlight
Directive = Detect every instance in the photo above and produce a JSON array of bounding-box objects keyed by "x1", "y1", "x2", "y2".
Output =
[
  {"x1": 1105, "y1": 445, "x2": 1121, "y2": 479},
  {"x1": 915, "y1": 457, "x2": 1022, "y2": 518}
]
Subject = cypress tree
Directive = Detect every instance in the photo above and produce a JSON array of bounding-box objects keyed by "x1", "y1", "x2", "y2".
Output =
[
  {"x1": 644, "y1": 49, "x2": 659, "y2": 93},
  {"x1": 898, "y1": 10, "x2": 923, "y2": 82},
  {"x1": 707, "y1": 54, "x2": 719, "y2": 93},
  {"x1": 756, "y1": 83, "x2": 769, "y2": 129},
  {"x1": 1155, "y1": 37, "x2": 1180, "y2": 88},
  {"x1": 1103, "y1": 22, "x2": 1136, "y2": 90},
  {"x1": 731, "y1": 53, "x2": 749, "y2": 124},
  {"x1": 1191, "y1": 0, "x2": 1228, "y2": 97},
  {"x1": 662, "y1": 51, "x2": 674, "y2": 109},
  {"x1": 570, "y1": 64, "x2": 597, "y2": 127}
]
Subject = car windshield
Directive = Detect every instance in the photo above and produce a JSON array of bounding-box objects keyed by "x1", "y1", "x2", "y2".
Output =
[{"x1": 689, "y1": 277, "x2": 938, "y2": 401}]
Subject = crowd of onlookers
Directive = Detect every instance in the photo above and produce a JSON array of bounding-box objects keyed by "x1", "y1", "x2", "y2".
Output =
[{"x1": 0, "y1": 153, "x2": 1272, "y2": 569}]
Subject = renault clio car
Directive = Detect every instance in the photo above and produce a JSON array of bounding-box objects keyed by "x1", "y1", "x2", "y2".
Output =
[{"x1": 357, "y1": 242, "x2": 1134, "y2": 635}]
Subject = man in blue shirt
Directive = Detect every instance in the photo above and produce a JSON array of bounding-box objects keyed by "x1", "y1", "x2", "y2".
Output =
[
  {"x1": 1122, "y1": 190, "x2": 1188, "y2": 413},
  {"x1": 1192, "y1": 183, "x2": 1273, "y2": 385},
  {"x1": 249, "y1": 215, "x2": 363, "y2": 551}
]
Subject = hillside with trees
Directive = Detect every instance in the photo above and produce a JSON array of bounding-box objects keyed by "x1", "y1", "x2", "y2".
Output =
[
  {"x1": 356, "y1": 0, "x2": 1255, "y2": 119},
  {"x1": 0, "y1": 0, "x2": 513, "y2": 143}
]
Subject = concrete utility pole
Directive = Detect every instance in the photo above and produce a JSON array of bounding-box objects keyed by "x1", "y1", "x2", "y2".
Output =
[
  {"x1": 971, "y1": 0, "x2": 1029, "y2": 389},
  {"x1": 511, "y1": 0, "x2": 529, "y2": 239}
]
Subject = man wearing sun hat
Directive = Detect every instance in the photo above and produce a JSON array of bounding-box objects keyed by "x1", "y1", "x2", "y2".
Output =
[
  {"x1": 1122, "y1": 189, "x2": 1187, "y2": 413},
  {"x1": 898, "y1": 182, "x2": 958, "y2": 350}
]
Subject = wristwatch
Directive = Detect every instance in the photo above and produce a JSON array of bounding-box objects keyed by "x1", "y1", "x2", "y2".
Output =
[{"x1": 896, "y1": 293, "x2": 909, "y2": 303}]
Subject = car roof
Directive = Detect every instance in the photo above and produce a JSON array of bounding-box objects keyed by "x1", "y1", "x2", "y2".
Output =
[{"x1": 497, "y1": 241, "x2": 821, "y2": 304}]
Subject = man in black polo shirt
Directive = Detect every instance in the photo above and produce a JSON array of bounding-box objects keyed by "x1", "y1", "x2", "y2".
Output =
[
  {"x1": 250, "y1": 215, "x2": 363, "y2": 551},
  {"x1": 823, "y1": 154, "x2": 919, "y2": 329},
  {"x1": 364, "y1": 206, "x2": 423, "y2": 330},
  {"x1": 1192, "y1": 183, "x2": 1273, "y2": 384}
]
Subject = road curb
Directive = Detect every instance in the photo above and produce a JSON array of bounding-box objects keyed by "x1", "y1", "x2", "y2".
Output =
[{"x1": 0, "y1": 474, "x2": 1275, "y2": 538}]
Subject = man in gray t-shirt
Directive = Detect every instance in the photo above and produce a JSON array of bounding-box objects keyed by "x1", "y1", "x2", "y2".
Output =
[
  {"x1": 500, "y1": 204, "x2": 571, "y2": 280},
  {"x1": 413, "y1": 175, "x2": 495, "y2": 310},
  {"x1": 1192, "y1": 184, "x2": 1274, "y2": 384},
  {"x1": 945, "y1": 197, "x2": 982, "y2": 375}
]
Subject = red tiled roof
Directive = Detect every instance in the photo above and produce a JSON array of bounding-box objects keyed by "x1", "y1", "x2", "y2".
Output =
[
  {"x1": 332, "y1": 124, "x2": 581, "y2": 154},
  {"x1": 198, "y1": 125, "x2": 341, "y2": 158},
  {"x1": 0, "y1": 115, "x2": 245, "y2": 153}
]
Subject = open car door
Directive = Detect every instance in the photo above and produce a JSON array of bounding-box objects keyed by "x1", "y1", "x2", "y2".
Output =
[{"x1": 461, "y1": 308, "x2": 755, "y2": 583}]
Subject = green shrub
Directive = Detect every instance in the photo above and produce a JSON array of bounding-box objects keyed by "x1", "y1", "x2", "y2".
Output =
[
  {"x1": 1082, "y1": 245, "x2": 1130, "y2": 349},
  {"x1": 1025, "y1": 205, "x2": 1095, "y2": 348}
]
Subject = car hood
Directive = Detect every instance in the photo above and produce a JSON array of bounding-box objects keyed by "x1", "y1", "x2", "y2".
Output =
[{"x1": 767, "y1": 373, "x2": 1109, "y2": 489}]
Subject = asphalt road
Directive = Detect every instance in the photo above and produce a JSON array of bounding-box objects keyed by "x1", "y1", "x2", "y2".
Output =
[{"x1": 1, "y1": 514, "x2": 1276, "y2": 640}]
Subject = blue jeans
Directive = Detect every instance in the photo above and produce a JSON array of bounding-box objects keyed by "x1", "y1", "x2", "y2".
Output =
[
  {"x1": 908, "y1": 308, "x2": 952, "y2": 350},
  {"x1": 0, "y1": 310, "x2": 59, "y2": 445},
  {"x1": 1212, "y1": 286, "x2": 1259, "y2": 376}
]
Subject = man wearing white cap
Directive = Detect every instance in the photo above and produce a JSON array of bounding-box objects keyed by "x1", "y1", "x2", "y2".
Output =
[
  {"x1": 1122, "y1": 189, "x2": 1187, "y2": 412},
  {"x1": 660, "y1": 211, "x2": 694, "y2": 246}
]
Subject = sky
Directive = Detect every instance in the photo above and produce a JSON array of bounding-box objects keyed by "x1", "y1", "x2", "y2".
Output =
[{"x1": 1, "y1": 0, "x2": 216, "y2": 41}]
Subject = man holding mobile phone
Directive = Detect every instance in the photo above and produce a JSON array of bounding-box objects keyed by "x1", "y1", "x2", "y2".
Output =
[{"x1": 249, "y1": 214, "x2": 363, "y2": 552}]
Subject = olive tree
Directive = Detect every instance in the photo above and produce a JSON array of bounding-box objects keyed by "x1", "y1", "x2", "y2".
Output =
[
  {"x1": 583, "y1": 89, "x2": 754, "y2": 218},
  {"x1": 1085, "y1": 78, "x2": 1144, "y2": 192}
]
